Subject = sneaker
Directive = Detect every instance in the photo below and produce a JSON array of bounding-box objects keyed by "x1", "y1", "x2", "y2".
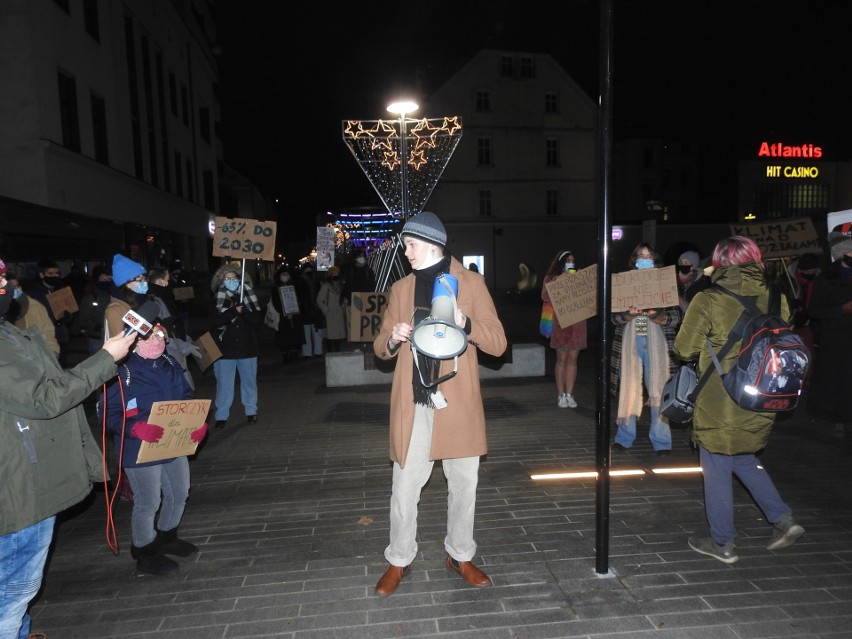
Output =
[
  {"x1": 557, "y1": 394, "x2": 569, "y2": 408},
  {"x1": 564, "y1": 394, "x2": 577, "y2": 408},
  {"x1": 767, "y1": 513, "x2": 805, "y2": 550},
  {"x1": 688, "y1": 536, "x2": 739, "y2": 564}
]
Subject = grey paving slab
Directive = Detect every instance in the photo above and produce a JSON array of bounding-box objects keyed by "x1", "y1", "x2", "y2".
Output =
[{"x1": 25, "y1": 295, "x2": 852, "y2": 638}]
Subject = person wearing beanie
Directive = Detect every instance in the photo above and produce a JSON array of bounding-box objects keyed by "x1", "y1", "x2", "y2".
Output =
[
  {"x1": 105, "y1": 254, "x2": 149, "y2": 339},
  {"x1": 372, "y1": 211, "x2": 507, "y2": 596},
  {"x1": 806, "y1": 224, "x2": 852, "y2": 438},
  {"x1": 676, "y1": 249, "x2": 708, "y2": 312},
  {"x1": 0, "y1": 256, "x2": 137, "y2": 639}
]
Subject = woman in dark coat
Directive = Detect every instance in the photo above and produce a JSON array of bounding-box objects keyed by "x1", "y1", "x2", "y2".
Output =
[
  {"x1": 271, "y1": 265, "x2": 305, "y2": 363},
  {"x1": 806, "y1": 227, "x2": 852, "y2": 437}
]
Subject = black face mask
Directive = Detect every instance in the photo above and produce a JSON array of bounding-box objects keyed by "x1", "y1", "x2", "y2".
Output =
[
  {"x1": 0, "y1": 282, "x2": 13, "y2": 317},
  {"x1": 843, "y1": 255, "x2": 852, "y2": 268},
  {"x1": 677, "y1": 264, "x2": 693, "y2": 275},
  {"x1": 43, "y1": 276, "x2": 62, "y2": 288}
]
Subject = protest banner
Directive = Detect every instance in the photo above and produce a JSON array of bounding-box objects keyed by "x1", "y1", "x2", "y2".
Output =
[
  {"x1": 545, "y1": 264, "x2": 598, "y2": 328},
  {"x1": 46, "y1": 286, "x2": 79, "y2": 317},
  {"x1": 172, "y1": 286, "x2": 194, "y2": 301},
  {"x1": 349, "y1": 291, "x2": 388, "y2": 342},
  {"x1": 316, "y1": 227, "x2": 336, "y2": 271},
  {"x1": 212, "y1": 216, "x2": 277, "y2": 262},
  {"x1": 192, "y1": 331, "x2": 222, "y2": 372},
  {"x1": 136, "y1": 399, "x2": 211, "y2": 463},
  {"x1": 278, "y1": 285, "x2": 299, "y2": 315},
  {"x1": 729, "y1": 217, "x2": 821, "y2": 258},
  {"x1": 611, "y1": 265, "x2": 678, "y2": 312}
]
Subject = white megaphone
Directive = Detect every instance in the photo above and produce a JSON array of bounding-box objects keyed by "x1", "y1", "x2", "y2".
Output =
[{"x1": 411, "y1": 273, "x2": 468, "y2": 388}]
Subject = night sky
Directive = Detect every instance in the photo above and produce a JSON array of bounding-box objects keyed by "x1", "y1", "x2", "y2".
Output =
[{"x1": 213, "y1": 0, "x2": 852, "y2": 239}]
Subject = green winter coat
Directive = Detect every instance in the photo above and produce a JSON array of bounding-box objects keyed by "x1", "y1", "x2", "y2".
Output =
[
  {"x1": 0, "y1": 320, "x2": 115, "y2": 536},
  {"x1": 673, "y1": 263, "x2": 790, "y2": 455}
]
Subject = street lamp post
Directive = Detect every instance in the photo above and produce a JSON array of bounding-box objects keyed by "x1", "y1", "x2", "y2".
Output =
[{"x1": 386, "y1": 100, "x2": 418, "y2": 220}]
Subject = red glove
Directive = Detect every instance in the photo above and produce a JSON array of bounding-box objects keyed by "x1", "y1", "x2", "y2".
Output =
[
  {"x1": 130, "y1": 422, "x2": 164, "y2": 443},
  {"x1": 190, "y1": 422, "x2": 208, "y2": 443}
]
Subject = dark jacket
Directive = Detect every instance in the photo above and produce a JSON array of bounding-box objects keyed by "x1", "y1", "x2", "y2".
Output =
[
  {"x1": 673, "y1": 262, "x2": 790, "y2": 454},
  {"x1": 209, "y1": 288, "x2": 261, "y2": 359},
  {"x1": 78, "y1": 286, "x2": 111, "y2": 341},
  {"x1": 99, "y1": 351, "x2": 192, "y2": 469},
  {"x1": 0, "y1": 320, "x2": 113, "y2": 536}
]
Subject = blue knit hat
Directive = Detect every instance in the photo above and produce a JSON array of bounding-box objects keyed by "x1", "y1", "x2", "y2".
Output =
[
  {"x1": 401, "y1": 211, "x2": 447, "y2": 248},
  {"x1": 112, "y1": 254, "x2": 145, "y2": 286}
]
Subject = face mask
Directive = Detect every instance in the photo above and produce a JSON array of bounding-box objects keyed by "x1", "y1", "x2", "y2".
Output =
[
  {"x1": 563, "y1": 262, "x2": 575, "y2": 272},
  {"x1": 136, "y1": 338, "x2": 166, "y2": 359},
  {"x1": 96, "y1": 280, "x2": 111, "y2": 292},
  {"x1": 280, "y1": 274, "x2": 291, "y2": 283},
  {"x1": 12, "y1": 287, "x2": 22, "y2": 300},
  {"x1": 43, "y1": 276, "x2": 62, "y2": 288},
  {"x1": 0, "y1": 282, "x2": 12, "y2": 317},
  {"x1": 799, "y1": 270, "x2": 816, "y2": 280},
  {"x1": 224, "y1": 279, "x2": 240, "y2": 292},
  {"x1": 355, "y1": 257, "x2": 366, "y2": 266},
  {"x1": 130, "y1": 281, "x2": 148, "y2": 295},
  {"x1": 635, "y1": 258, "x2": 655, "y2": 270},
  {"x1": 677, "y1": 264, "x2": 693, "y2": 274}
]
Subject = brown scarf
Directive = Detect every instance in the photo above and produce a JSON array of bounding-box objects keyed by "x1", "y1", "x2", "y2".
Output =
[{"x1": 616, "y1": 318, "x2": 669, "y2": 425}]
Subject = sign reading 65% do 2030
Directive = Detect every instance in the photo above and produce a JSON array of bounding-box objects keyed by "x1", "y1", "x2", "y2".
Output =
[{"x1": 212, "y1": 216, "x2": 277, "y2": 262}]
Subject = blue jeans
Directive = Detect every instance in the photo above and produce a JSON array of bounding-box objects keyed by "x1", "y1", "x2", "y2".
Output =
[
  {"x1": 614, "y1": 335, "x2": 672, "y2": 451},
  {"x1": 213, "y1": 357, "x2": 258, "y2": 421},
  {"x1": 0, "y1": 516, "x2": 56, "y2": 639},
  {"x1": 124, "y1": 457, "x2": 191, "y2": 547},
  {"x1": 700, "y1": 447, "x2": 791, "y2": 546}
]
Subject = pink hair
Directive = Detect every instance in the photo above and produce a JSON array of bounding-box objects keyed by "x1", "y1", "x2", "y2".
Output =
[{"x1": 711, "y1": 236, "x2": 764, "y2": 269}]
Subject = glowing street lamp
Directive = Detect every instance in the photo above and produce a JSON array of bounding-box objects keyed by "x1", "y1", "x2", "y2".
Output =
[{"x1": 387, "y1": 100, "x2": 419, "y2": 219}]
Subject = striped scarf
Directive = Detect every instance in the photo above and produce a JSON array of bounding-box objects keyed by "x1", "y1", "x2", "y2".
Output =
[{"x1": 215, "y1": 282, "x2": 260, "y2": 314}]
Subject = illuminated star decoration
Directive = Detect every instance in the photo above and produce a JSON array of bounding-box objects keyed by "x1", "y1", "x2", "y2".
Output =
[{"x1": 342, "y1": 115, "x2": 463, "y2": 218}]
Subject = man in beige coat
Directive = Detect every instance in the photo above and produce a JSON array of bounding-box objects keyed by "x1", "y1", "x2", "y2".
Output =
[{"x1": 373, "y1": 212, "x2": 507, "y2": 596}]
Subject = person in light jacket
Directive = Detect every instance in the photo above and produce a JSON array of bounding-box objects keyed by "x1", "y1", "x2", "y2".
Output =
[
  {"x1": 673, "y1": 236, "x2": 805, "y2": 565},
  {"x1": 372, "y1": 212, "x2": 507, "y2": 596}
]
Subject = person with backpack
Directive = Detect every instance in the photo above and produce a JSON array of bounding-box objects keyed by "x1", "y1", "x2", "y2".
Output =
[{"x1": 673, "y1": 236, "x2": 805, "y2": 564}]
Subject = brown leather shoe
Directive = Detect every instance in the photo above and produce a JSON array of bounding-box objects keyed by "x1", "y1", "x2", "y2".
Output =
[
  {"x1": 374, "y1": 563, "x2": 411, "y2": 596},
  {"x1": 447, "y1": 556, "x2": 490, "y2": 587}
]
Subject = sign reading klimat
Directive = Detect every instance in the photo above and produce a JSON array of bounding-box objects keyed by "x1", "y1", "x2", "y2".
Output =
[
  {"x1": 545, "y1": 264, "x2": 679, "y2": 327},
  {"x1": 729, "y1": 217, "x2": 821, "y2": 258}
]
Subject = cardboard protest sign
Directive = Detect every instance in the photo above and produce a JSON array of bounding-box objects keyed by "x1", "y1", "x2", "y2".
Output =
[
  {"x1": 827, "y1": 209, "x2": 852, "y2": 234},
  {"x1": 349, "y1": 291, "x2": 388, "y2": 342},
  {"x1": 136, "y1": 399, "x2": 211, "y2": 463},
  {"x1": 729, "y1": 217, "x2": 821, "y2": 258},
  {"x1": 212, "y1": 216, "x2": 277, "y2": 262},
  {"x1": 172, "y1": 286, "x2": 194, "y2": 301},
  {"x1": 316, "y1": 227, "x2": 336, "y2": 271},
  {"x1": 192, "y1": 331, "x2": 222, "y2": 372},
  {"x1": 278, "y1": 285, "x2": 299, "y2": 315},
  {"x1": 545, "y1": 264, "x2": 598, "y2": 328},
  {"x1": 46, "y1": 286, "x2": 79, "y2": 317},
  {"x1": 611, "y1": 265, "x2": 678, "y2": 312}
]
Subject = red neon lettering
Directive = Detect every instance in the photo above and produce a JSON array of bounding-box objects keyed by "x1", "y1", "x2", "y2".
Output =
[{"x1": 757, "y1": 142, "x2": 823, "y2": 159}]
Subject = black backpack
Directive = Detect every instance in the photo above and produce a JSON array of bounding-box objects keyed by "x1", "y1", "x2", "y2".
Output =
[{"x1": 708, "y1": 286, "x2": 810, "y2": 413}]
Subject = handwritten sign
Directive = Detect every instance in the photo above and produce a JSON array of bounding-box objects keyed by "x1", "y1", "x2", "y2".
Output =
[
  {"x1": 278, "y1": 285, "x2": 299, "y2": 315},
  {"x1": 316, "y1": 227, "x2": 336, "y2": 271},
  {"x1": 136, "y1": 399, "x2": 211, "y2": 463},
  {"x1": 611, "y1": 265, "x2": 678, "y2": 312},
  {"x1": 545, "y1": 265, "x2": 598, "y2": 328},
  {"x1": 46, "y1": 286, "x2": 79, "y2": 317},
  {"x1": 729, "y1": 217, "x2": 821, "y2": 258},
  {"x1": 172, "y1": 286, "x2": 194, "y2": 301},
  {"x1": 349, "y1": 292, "x2": 388, "y2": 342},
  {"x1": 212, "y1": 216, "x2": 277, "y2": 262}
]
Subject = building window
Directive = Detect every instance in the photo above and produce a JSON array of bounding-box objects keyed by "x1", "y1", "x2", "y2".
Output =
[
  {"x1": 199, "y1": 107, "x2": 210, "y2": 144},
  {"x1": 141, "y1": 35, "x2": 158, "y2": 187},
  {"x1": 203, "y1": 170, "x2": 215, "y2": 209},
  {"x1": 90, "y1": 93, "x2": 108, "y2": 164},
  {"x1": 545, "y1": 138, "x2": 560, "y2": 167},
  {"x1": 124, "y1": 16, "x2": 143, "y2": 179},
  {"x1": 57, "y1": 71, "x2": 80, "y2": 152},
  {"x1": 499, "y1": 55, "x2": 514, "y2": 77},
  {"x1": 545, "y1": 92, "x2": 559, "y2": 114},
  {"x1": 519, "y1": 56, "x2": 536, "y2": 78},
  {"x1": 181, "y1": 85, "x2": 189, "y2": 126},
  {"x1": 186, "y1": 159, "x2": 194, "y2": 202},
  {"x1": 477, "y1": 138, "x2": 492, "y2": 167},
  {"x1": 156, "y1": 53, "x2": 170, "y2": 192},
  {"x1": 475, "y1": 90, "x2": 491, "y2": 113},
  {"x1": 174, "y1": 151, "x2": 182, "y2": 196},
  {"x1": 546, "y1": 189, "x2": 559, "y2": 217},
  {"x1": 478, "y1": 190, "x2": 492, "y2": 217},
  {"x1": 168, "y1": 72, "x2": 177, "y2": 116},
  {"x1": 83, "y1": 0, "x2": 99, "y2": 41}
]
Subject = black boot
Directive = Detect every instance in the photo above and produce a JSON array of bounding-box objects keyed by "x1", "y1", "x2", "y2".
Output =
[
  {"x1": 132, "y1": 538, "x2": 178, "y2": 575},
  {"x1": 157, "y1": 527, "x2": 198, "y2": 557}
]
